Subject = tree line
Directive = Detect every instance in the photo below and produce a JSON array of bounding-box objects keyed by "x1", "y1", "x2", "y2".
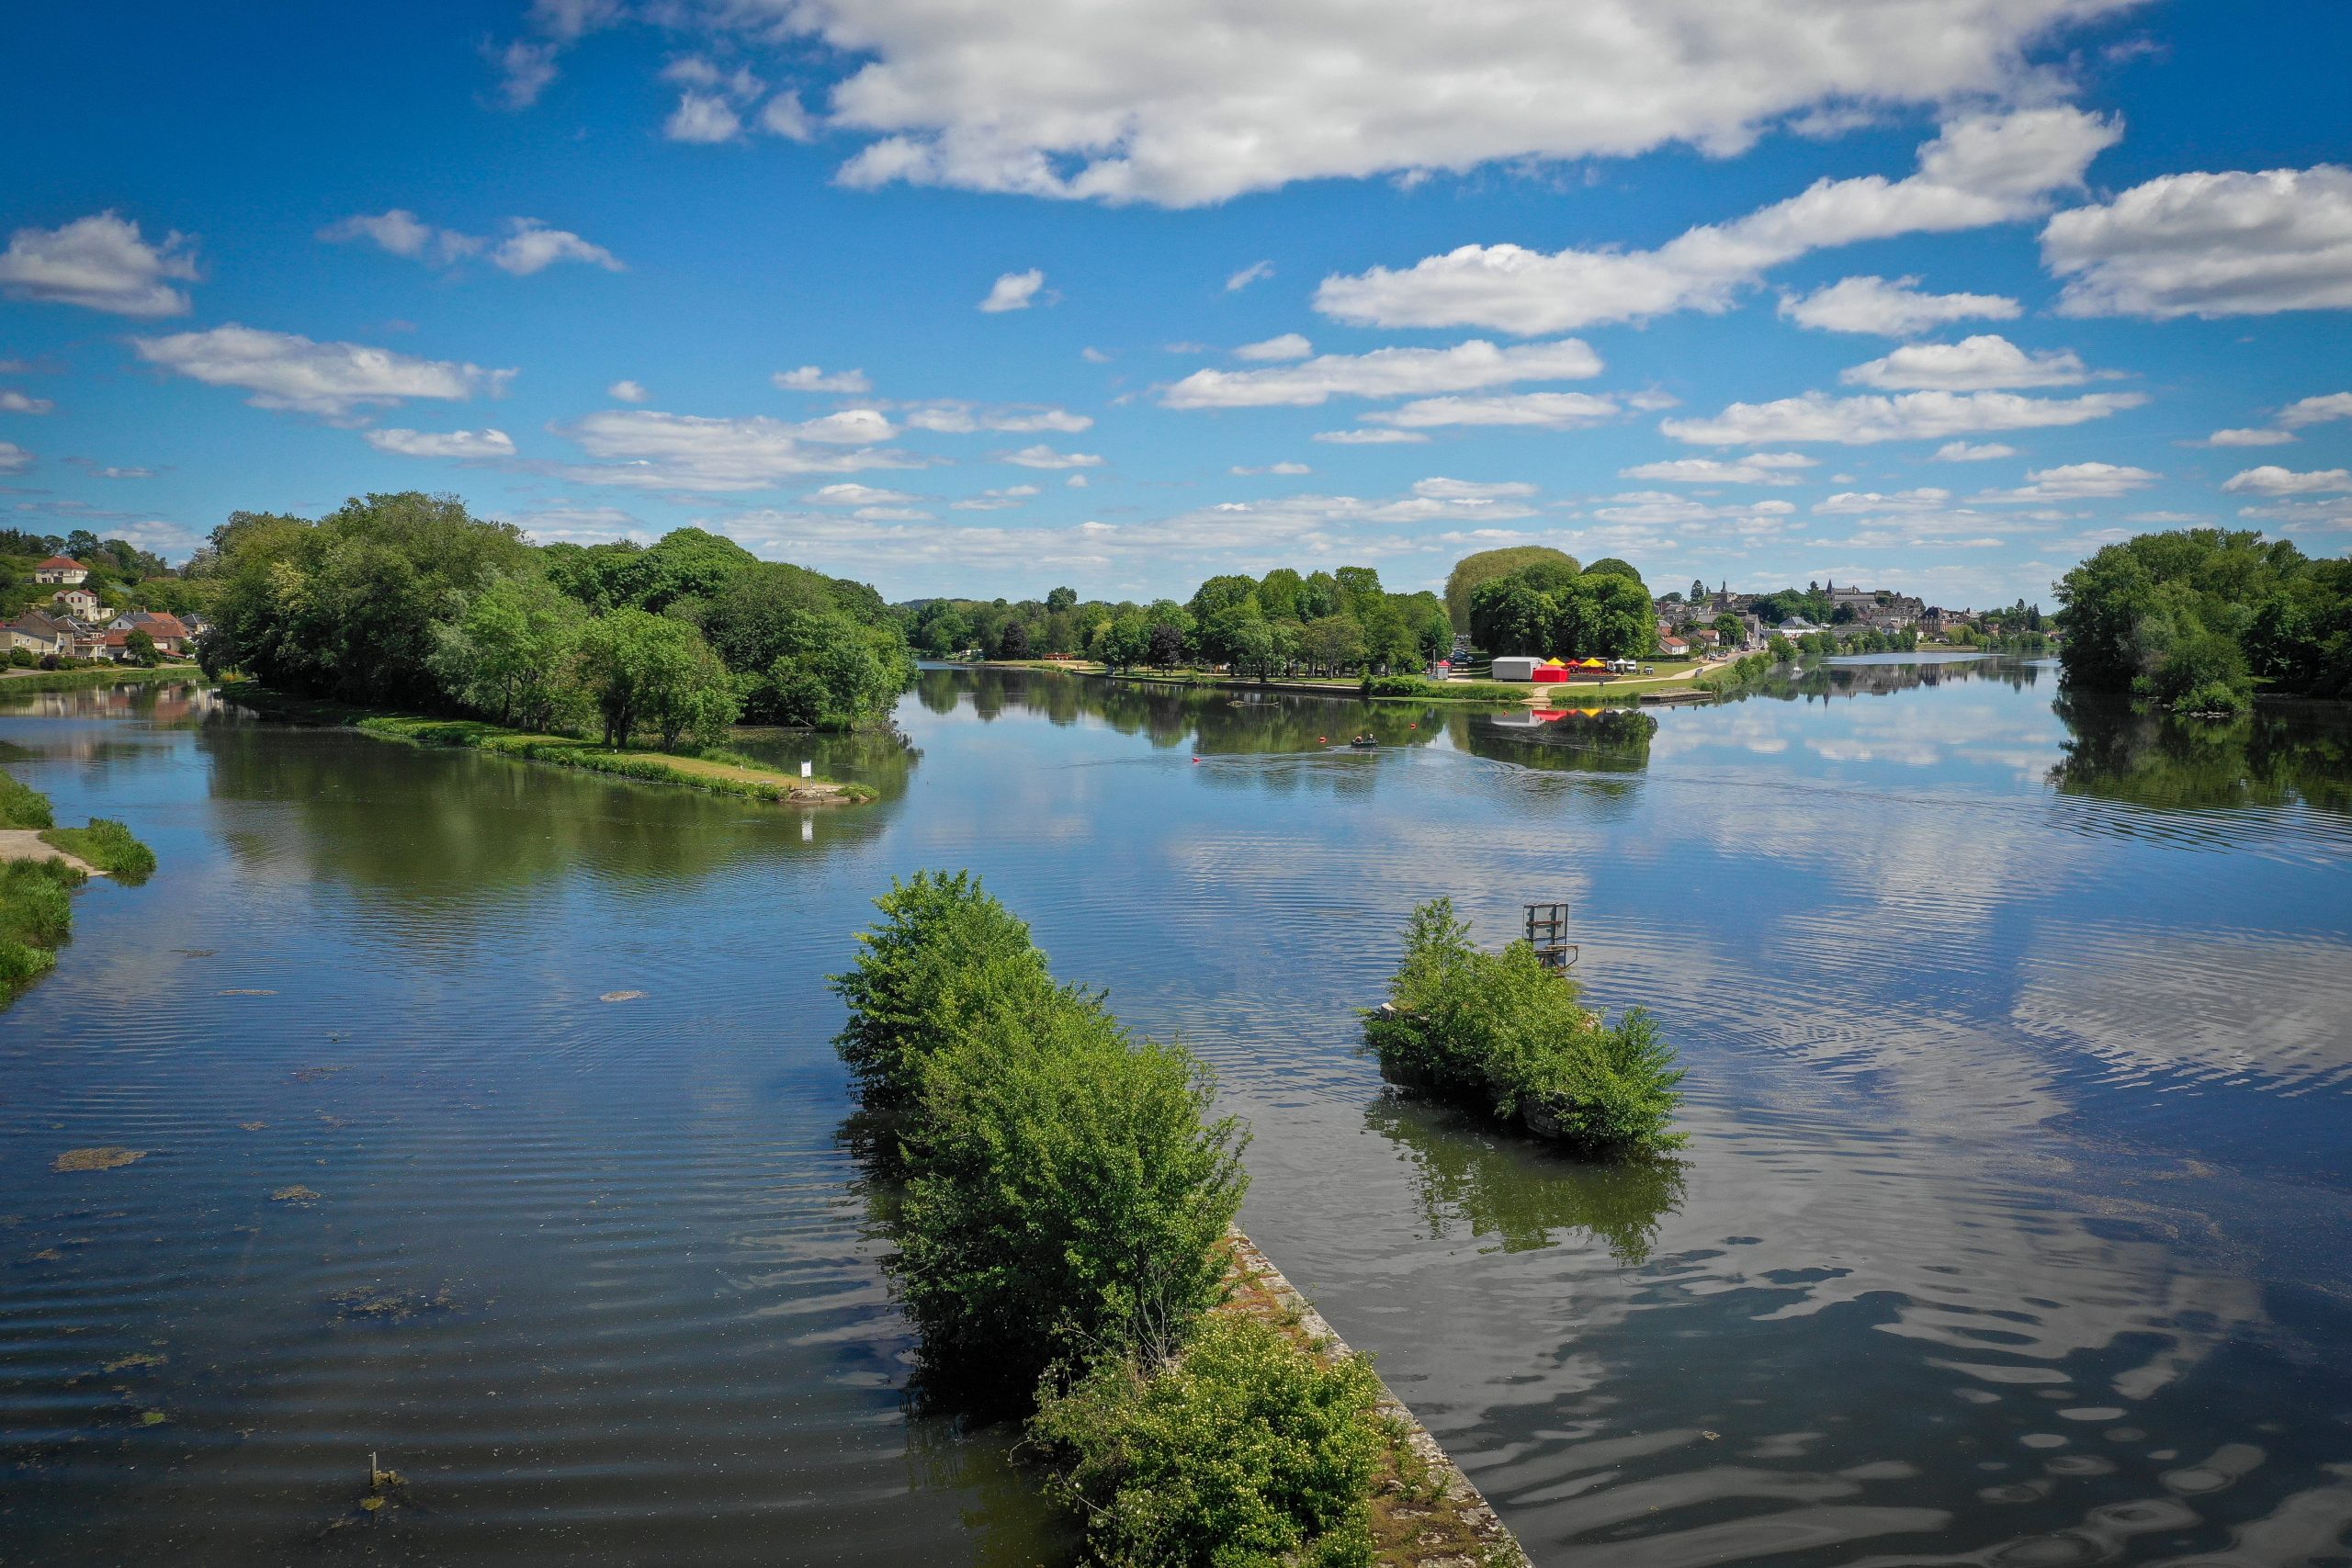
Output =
[
  {"x1": 194, "y1": 492, "x2": 913, "y2": 742},
  {"x1": 1452, "y1": 547, "x2": 1659, "y2": 660},
  {"x1": 2055, "y1": 526, "x2": 2352, "y2": 714},
  {"x1": 903, "y1": 564, "x2": 1457, "y2": 679}
]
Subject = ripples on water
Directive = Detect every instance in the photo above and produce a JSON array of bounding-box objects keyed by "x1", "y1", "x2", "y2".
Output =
[{"x1": 2, "y1": 666, "x2": 2347, "y2": 1566}]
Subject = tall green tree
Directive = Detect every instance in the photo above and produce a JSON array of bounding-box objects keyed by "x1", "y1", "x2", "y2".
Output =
[{"x1": 430, "y1": 572, "x2": 589, "y2": 730}]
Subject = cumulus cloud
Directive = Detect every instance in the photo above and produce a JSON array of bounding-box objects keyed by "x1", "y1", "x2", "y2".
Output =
[
  {"x1": 0, "y1": 212, "x2": 199, "y2": 317},
  {"x1": 1162, "y1": 337, "x2": 1600, "y2": 409},
  {"x1": 1778, "y1": 274, "x2": 2022, "y2": 335},
  {"x1": 2199, "y1": 428, "x2": 2293, "y2": 447},
  {"x1": 1001, "y1": 444, "x2": 1102, "y2": 468},
  {"x1": 0, "y1": 442, "x2": 31, "y2": 475},
  {"x1": 320, "y1": 210, "x2": 623, "y2": 276},
  {"x1": 555, "y1": 408, "x2": 910, "y2": 491},
  {"x1": 364, "y1": 427, "x2": 518, "y2": 459},
  {"x1": 1233, "y1": 333, "x2": 1312, "y2": 362},
  {"x1": 131, "y1": 324, "x2": 515, "y2": 417},
  {"x1": 1839, "y1": 333, "x2": 2090, "y2": 390},
  {"x1": 0, "y1": 389, "x2": 55, "y2": 414},
  {"x1": 1315, "y1": 108, "x2": 2117, "y2": 333},
  {"x1": 1814, "y1": 487, "x2": 1953, "y2": 513},
  {"x1": 952, "y1": 484, "x2": 1042, "y2": 510},
  {"x1": 1662, "y1": 389, "x2": 2145, "y2": 446},
  {"x1": 793, "y1": 0, "x2": 2132, "y2": 206},
  {"x1": 2280, "y1": 392, "x2": 2352, "y2": 427},
  {"x1": 775, "y1": 365, "x2": 875, "y2": 393},
  {"x1": 2221, "y1": 465, "x2": 2352, "y2": 495},
  {"x1": 899, "y1": 400, "x2": 1091, "y2": 433},
  {"x1": 1976, "y1": 461, "x2": 2159, "y2": 501},
  {"x1": 1365, "y1": 392, "x2": 1620, "y2": 429},
  {"x1": 1313, "y1": 428, "x2": 1429, "y2": 444},
  {"x1": 666, "y1": 91, "x2": 744, "y2": 143},
  {"x1": 807, "y1": 481, "x2": 922, "y2": 504},
  {"x1": 1934, "y1": 441, "x2": 2018, "y2": 460},
  {"x1": 979, "y1": 268, "x2": 1046, "y2": 312},
  {"x1": 2043, "y1": 164, "x2": 2352, "y2": 318},
  {"x1": 1620, "y1": 453, "x2": 1817, "y2": 485},
  {"x1": 608, "y1": 379, "x2": 651, "y2": 402},
  {"x1": 1227, "y1": 260, "x2": 1274, "y2": 291},
  {"x1": 1411, "y1": 478, "x2": 1537, "y2": 500},
  {"x1": 1230, "y1": 462, "x2": 1312, "y2": 476}
]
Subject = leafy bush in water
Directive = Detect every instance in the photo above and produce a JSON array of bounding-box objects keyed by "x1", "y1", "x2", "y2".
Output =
[
  {"x1": 1365, "y1": 899, "x2": 1683, "y2": 1156},
  {"x1": 897, "y1": 991, "x2": 1248, "y2": 1402},
  {"x1": 1030, "y1": 1314, "x2": 1385, "y2": 1568},
  {"x1": 1, "y1": 857, "x2": 85, "y2": 998},
  {"x1": 830, "y1": 871, "x2": 1056, "y2": 1111}
]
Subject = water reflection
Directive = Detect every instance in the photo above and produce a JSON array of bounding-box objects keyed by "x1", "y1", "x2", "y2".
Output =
[
  {"x1": 2049, "y1": 694, "x2": 2352, "y2": 817},
  {"x1": 1365, "y1": 1094, "x2": 1686, "y2": 1262}
]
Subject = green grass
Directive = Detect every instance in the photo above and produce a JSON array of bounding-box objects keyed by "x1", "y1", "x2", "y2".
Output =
[
  {"x1": 0, "y1": 664, "x2": 205, "y2": 694},
  {"x1": 0, "y1": 771, "x2": 53, "y2": 829},
  {"x1": 40, "y1": 820, "x2": 157, "y2": 884},
  {"x1": 0, "y1": 856, "x2": 84, "y2": 1002},
  {"x1": 223, "y1": 689, "x2": 876, "y2": 806}
]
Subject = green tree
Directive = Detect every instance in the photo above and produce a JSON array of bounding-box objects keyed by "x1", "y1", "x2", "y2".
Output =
[
  {"x1": 1444, "y1": 546, "x2": 1579, "y2": 632},
  {"x1": 1256, "y1": 567, "x2": 1305, "y2": 622},
  {"x1": 575, "y1": 607, "x2": 736, "y2": 749},
  {"x1": 766, "y1": 610, "x2": 900, "y2": 729},
  {"x1": 1046, "y1": 585, "x2": 1078, "y2": 613},
  {"x1": 1186, "y1": 574, "x2": 1259, "y2": 627},
  {"x1": 1299, "y1": 614, "x2": 1366, "y2": 675},
  {"x1": 430, "y1": 572, "x2": 588, "y2": 730},
  {"x1": 122, "y1": 628, "x2": 160, "y2": 666}
]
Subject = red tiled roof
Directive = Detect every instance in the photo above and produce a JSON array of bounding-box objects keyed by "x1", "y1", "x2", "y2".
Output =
[{"x1": 37, "y1": 556, "x2": 85, "y2": 570}]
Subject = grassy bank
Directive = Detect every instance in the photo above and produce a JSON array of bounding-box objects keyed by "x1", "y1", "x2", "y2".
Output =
[
  {"x1": 224, "y1": 689, "x2": 876, "y2": 806},
  {"x1": 0, "y1": 663, "x2": 208, "y2": 694},
  {"x1": 1, "y1": 772, "x2": 156, "y2": 1007}
]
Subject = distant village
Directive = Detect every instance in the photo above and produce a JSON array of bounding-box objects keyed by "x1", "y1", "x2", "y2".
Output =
[
  {"x1": 2, "y1": 554, "x2": 203, "y2": 666},
  {"x1": 1651, "y1": 580, "x2": 2028, "y2": 660}
]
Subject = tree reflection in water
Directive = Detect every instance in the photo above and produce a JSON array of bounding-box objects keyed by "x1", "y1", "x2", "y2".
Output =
[
  {"x1": 1364, "y1": 1093, "x2": 1687, "y2": 1264},
  {"x1": 2049, "y1": 692, "x2": 2352, "y2": 816}
]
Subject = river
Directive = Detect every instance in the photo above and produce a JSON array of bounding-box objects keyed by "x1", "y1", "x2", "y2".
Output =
[{"x1": 3, "y1": 659, "x2": 2348, "y2": 1567}]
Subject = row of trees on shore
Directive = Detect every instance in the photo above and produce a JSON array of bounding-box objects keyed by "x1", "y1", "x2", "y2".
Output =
[
  {"x1": 903, "y1": 564, "x2": 1458, "y2": 678},
  {"x1": 196, "y1": 493, "x2": 912, "y2": 740}
]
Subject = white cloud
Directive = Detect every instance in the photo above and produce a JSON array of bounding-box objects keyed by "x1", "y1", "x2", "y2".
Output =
[
  {"x1": 952, "y1": 484, "x2": 1041, "y2": 510},
  {"x1": 979, "y1": 268, "x2": 1046, "y2": 312},
  {"x1": 759, "y1": 92, "x2": 815, "y2": 140},
  {"x1": 1779, "y1": 275, "x2": 2022, "y2": 335},
  {"x1": 1366, "y1": 392, "x2": 1621, "y2": 429},
  {"x1": 1001, "y1": 444, "x2": 1102, "y2": 468},
  {"x1": 661, "y1": 54, "x2": 764, "y2": 98},
  {"x1": 1230, "y1": 461, "x2": 1312, "y2": 476},
  {"x1": 775, "y1": 365, "x2": 875, "y2": 393},
  {"x1": 808, "y1": 481, "x2": 922, "y2": 504},
  {"x1": 1227, "y1": 260, "x2": 1274, "y2": 291},
  {"x1": 0, "y1": 390, "x2": 55, "y2": 414},
  {"x1": 1620, "y1": 453, "x2": 1817, "y2": 485},
  {"x1": 556, "y1": 408, "x2": 910, "y2": 491},
  {"x1": 491, "y1": 39, "x2": 561, "y2": 110},
  {"x1": 2280, "y1": 392, "x2": 2352, "y2": 427},
  {"x1": 1233, "y1": 333, "x2": 1312, "y2": 362},
  {"x1": 1663, "y1": 389, "x2": 2145, "y2": 446},
  {"x1": 1313, "y1": 428, "x2": 1429, "y2": 445},
  {"x1": 131, "y1": 324, "x2": 514, "y2": 416},
  {"x1": 666, "y1": 91, "x2": 745, "y2": 143},
  {"x1": 0, "y1": 442, "x2": 31, "y2": 475},
  {"x1": 1162, "y1": 337, "x2": 1600, "y2": 409},
  {"x1": 1065, "y1": 473, "x2": 1089, "y2": 488},
  {"x1": 1080, "y1": 346, "x2": 1112, "y2": 364},
  {"x1": 795, "y1": 0, "x2": 2132, "y2": 206},
  {"x1": 2043, "y1": 164, "x2": 2352, "y2": 318},
  {"x1": 1933, "y1": 441, "x2": 2018, "y2": 460},
  {"x1": 364, "y1": 427, "x2": 518, "y2": 458},
  {"x1": 899, "y1": 400, "x2": 1091, "y2": 434},
  {"x1": 321, "y1": 211, "x2": 622, "y2": 276},
  {"x1": 608, "y1": 379, "x2": 650, "y2": 402},
  {"x1": 2221, "y1": 465, "x2": 2352, "y2": 495},
  {"x1": 1978, "y1": 461, "x2": 2159, "y2": 501},
  {"x1": 1839, "y1": 333, "x2": 2090, "y2": 390},
  {"x1": 1412, "y1": 478, "x2": 1537, "y2": 500},
  {"x1": 1815, "y1": 488, "x2": 1953, "y2": 513},
  {"x1": 0, "y1": 212, "x2": 199, "y2": 317},
  {"x1": 2199, "y1": 428, "x2": 2293, "y2": 447},
  {"x1": 1315, "y1": 109, "x2": 2117, "y2": 333}
]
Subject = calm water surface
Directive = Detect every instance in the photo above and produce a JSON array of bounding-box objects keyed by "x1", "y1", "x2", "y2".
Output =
[{"x1": 3, "y1": 661, "x2": 2348, "y2": 1567}]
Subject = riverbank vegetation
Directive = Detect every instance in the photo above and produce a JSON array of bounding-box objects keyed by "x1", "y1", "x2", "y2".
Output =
[
  {"x1": 2056, "y1": 527, "x2": 2352, "y2": 715},
  {"x1": 1, "y1": 527, "x2": 207, "y2": 620},
  {"x1": 1464, "y1": 553, "x2": 1657, "y2": 661},
  {"x1": 904, "y1": 565, "x2": 1454, "y2": 682},
  {"x1": 196, "y1": 493, "x2": 913, "y2": 739},
  {"x1": 1366, "y1": 900, "x2": 1683, "y2": 1156},
  {"x1": 833, "y1": 871, "x2": 1396, "y2": 1564},
  {"x1": 0, "y1": 768, "x2": 154, "y2": 1004}
]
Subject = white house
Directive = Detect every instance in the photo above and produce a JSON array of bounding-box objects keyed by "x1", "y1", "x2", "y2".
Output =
[
  {"x1": 51, "y1": 587, "x2": 98, "y2": 617},
  {"x1": 33, "y1": 555, "x2": 89, "y2": 585}
]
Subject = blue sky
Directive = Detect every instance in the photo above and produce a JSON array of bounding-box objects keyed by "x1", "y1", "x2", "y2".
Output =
[{"x1": 4, "y1": 0, "x2": 2349, "y2": 606}]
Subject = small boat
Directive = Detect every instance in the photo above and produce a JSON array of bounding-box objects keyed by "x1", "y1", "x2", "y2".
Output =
[{"x1": 1348, "y1": 733, "x2": 1378, "y2": 749}]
